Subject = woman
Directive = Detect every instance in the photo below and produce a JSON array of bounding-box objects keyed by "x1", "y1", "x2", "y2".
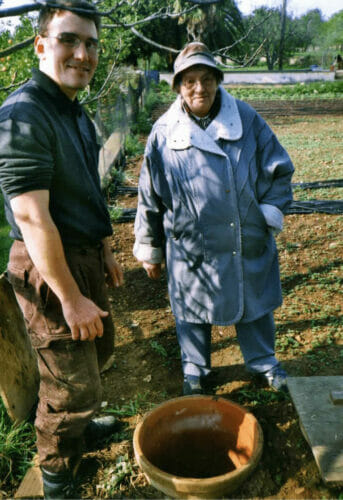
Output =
[{"x1": 134, "y1": 42, "x2": 294, "y2": 395}]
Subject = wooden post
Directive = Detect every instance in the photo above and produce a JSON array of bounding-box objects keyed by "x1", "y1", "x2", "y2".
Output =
[{"x1": 0, "y1": 273, "x2": 39, "y2": 423}]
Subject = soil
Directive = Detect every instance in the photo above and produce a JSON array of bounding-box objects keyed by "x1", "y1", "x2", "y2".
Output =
[
  {"x1": 18, "y1": 109, "x2": 341, "y2": 499},
  {"x1": 75, "y1": 113, "x2": 343, "y2": 499}
]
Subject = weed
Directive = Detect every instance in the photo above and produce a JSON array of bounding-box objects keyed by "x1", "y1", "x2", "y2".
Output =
[
  {"x1": 149, "y1": 339, "x2": 168, "y2": 358},
  {"x1": 104, "y1": 393, "x2": 153, "y2": 418},
  {"x1": 110, "y1": 167, "x2": 126, "y2": 186},
  {"x1": 276, "y1": 333, "x2": 300, "y2": 353},
  {"x1": 234, "y1": 387, "x2": 287, "y2": 406},
  {"x1": 124, "y1": 134, "x2": 145, "y2": 158},
  {"x1": 108, "y1": 204, "x2": 123, "y2": 222},
  {"x1": 96, "y1": 453, "x2": 134, "y2": 498}
]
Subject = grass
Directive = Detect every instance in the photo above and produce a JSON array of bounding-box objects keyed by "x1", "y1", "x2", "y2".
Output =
[
  {"x1": 269, "y1": 115, "x2": 343, "y2": 200},
  {"x1": 0, "y1": 399, "x2": 35, "y2": 494},
  {"x1": 104, "y1": 393, "x2": 154, "y2": 418}
]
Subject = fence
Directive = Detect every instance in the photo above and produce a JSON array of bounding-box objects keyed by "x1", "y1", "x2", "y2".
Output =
[{"x1": 95, "y1": 67, "x2": 157, "y2": 188}]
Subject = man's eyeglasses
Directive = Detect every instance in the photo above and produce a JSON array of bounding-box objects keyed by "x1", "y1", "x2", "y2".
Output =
[{"x1": 44, "y1": 33, "x2": 100, "y2": 55}]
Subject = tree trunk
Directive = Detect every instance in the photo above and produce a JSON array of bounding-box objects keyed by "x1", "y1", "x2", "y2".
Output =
[{"x1": 278, "y1": 0, "x2": 287, "y2": 70}]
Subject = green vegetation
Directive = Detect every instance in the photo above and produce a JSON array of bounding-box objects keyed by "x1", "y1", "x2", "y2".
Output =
[
  {"x1": 0, "y1": 399, "x2": 35, "y2": 494},
  {"x1": 235, "y1": 387, "x2": 288, "y2": 406},
  {"x1": 228, "y1": 81, "x2": 343, "y2": 101},
  {"x1": 104, "y1": 393, "x2": 154, "y2": 418},
  {"x1": 131, "y1": 81, "x2": 172, "y2": 135},
  {"x1": 272, "y1": 115, "x2": 343, "y2": 201},
  {"x1": 149, "y1": 339, "x2": 168, "y2": 358},
  {"x1": 96, "y1": 454, "x2": 135, "y2": 498},
  {"x1": 0, "y1": 3, "x2": 342, "y2": 106},
  {"x1": 124, "y1": 134, "x2": 145, "y2": 157},
  {"x1": 108, "y1": 204, "x2": 123, "y2": 222}
]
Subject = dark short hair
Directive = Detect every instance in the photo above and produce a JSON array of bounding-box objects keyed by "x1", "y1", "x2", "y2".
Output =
[
  {"x1": 173, "y1": 65, "x2": 223, "y2": 91},
  {"x1": 38, "y1": 0, "x2": 101, "y2": 35}
]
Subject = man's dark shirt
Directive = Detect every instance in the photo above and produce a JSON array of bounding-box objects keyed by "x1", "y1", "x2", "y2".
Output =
[{"x1": 0, "y1": 68, "x2": 112, "y2": 246}]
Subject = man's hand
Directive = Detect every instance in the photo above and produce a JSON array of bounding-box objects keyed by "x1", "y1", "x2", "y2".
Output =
[
  {"x1": 62, "y1": 294, "x2": 109, "y2": 341},
  {"x1": 143, "y1": 261, "x2": 161, "y2": 280},
  {"x1": 10, "y1": 192, "x2": 118, "y2": 343},
  {"x1": 105, "y1": 257, "x2": 124, "y2": 287},
  {"x1": 103, "y1": 239, "x2": 124, "y2": 287}
]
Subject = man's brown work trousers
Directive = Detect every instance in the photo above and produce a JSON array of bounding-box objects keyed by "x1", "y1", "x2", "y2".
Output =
[{"x1": 7, "y1": 240, "x2": 115, "y2": 473}]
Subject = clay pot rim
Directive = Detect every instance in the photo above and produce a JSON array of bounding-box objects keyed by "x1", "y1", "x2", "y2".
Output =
[{"x1": 133, "y1": 395, "x2": 264, "y2": 485}]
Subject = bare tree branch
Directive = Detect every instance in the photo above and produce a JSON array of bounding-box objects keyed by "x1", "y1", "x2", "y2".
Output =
[
  {"x1": 130, "y1": 27, "x2": 179, "y2": 54},
  {"x1": 82, "y1": 53, "x2": 120, "y2": 104},
  {"x1": 214, "y1": 12, "x2": 272, "y2": 54},
  {"x1": 0, "y1": 37, "x2": 35, "y2": 58},
  {"x1": 0, "y1": 4, "x2": 37, "y2": 18},
  {"x1": 102, "y1": 4, "x2": 197, "y2": 29},
  {"x1": 217, "y1": 39, "x2": 266, "y2": 68},
  {"x1": 0, "y1": 78, "x2": 29, "y2": 92}
]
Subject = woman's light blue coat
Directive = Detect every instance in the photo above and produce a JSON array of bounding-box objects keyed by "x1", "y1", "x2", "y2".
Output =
[{"x1": 134, "y1": 87, "x2": 294, "y2": 325}]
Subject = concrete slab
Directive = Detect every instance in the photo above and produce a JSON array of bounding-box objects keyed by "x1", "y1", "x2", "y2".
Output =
[{"x1": 287, "y1": 376, "x2": 343, "y2": 486}]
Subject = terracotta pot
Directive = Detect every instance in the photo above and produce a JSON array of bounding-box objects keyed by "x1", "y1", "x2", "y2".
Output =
[{"x1": 133, "y1": 395, "x2": 263, "y2": 499}]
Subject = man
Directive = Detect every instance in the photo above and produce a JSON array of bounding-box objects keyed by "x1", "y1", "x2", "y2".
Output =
[
  {"x1": 0, "y1": 1, "x2": 123, "y2": 497},
  {"x1": 134, "y1": 42, "x2": 294, "y2": 396}
]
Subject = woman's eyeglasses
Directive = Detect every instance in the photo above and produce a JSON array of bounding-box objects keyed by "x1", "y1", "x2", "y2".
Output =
[{"x1": 181, "y1": 75, "x2": 217, "y2": 90}]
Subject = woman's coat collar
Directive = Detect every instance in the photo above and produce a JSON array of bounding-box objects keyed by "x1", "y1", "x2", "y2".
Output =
[{"x1": 165, "y1": 86, "x2": 243, "y2": 155}]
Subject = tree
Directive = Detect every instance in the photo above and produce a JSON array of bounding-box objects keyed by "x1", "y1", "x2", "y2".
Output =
[
  {"x1": 0, "y1": 0, "x2": 248, "y2": 101},
  {"x1": 177, "y1": 0, "x2": 244, "y2": 58},
  {"x1": 0, "y1": 15, "x2": 36, "y2": 103},
  {"x1": 320, "y1": 10, "x2": 343, "y2": 52},
  {"x1": 278, "y1": 0, "x2": 287, "y2": 69},
  {"x1": 244, "y1": 6, "x2": 303, "y2": 70},
  {"x1": 294, "y1": 9, "x2": 324, "y2": 52}
]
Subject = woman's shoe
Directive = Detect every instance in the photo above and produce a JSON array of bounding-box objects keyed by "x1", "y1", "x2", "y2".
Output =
[{"x1": 183, "y1": 375, "x2": 204, "y2": 396}]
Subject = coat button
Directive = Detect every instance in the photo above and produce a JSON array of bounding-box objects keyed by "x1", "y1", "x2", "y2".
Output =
[
  {"x1": 230, "y1": 222, "x2": 235, "y2": 227},
  {"x1": 232, "y1": 251, "x2": 237, "y2": 255}
]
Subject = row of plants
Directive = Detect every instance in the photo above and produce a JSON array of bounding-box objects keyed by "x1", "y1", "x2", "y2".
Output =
[{"x1": 228, "y1": 80, "x2": 343, "y2": 101}]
